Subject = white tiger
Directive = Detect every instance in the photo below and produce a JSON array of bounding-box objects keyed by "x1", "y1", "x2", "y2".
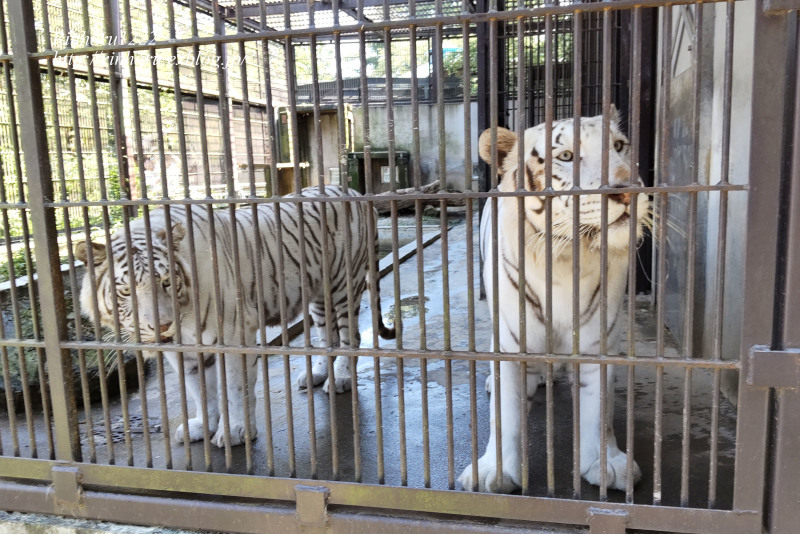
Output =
[
  {"x1": 458, "y1": 111, "x2": 648, "y2": 493},
  {"x1": 75, "y1": 185, "x2": 395, "y2": 448}
]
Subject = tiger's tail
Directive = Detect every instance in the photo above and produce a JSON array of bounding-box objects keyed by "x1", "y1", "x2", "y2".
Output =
[{"x1": 369, "y1": 265, "x2": 396, "y2": 340}]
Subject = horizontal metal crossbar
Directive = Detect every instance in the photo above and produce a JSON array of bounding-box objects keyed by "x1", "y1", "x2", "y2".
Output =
[
  {"x1": 28, "y1": 0, "x2": 734, "y2": 60},
  {"x1": 29, "y1": 183, "x2": 748, "y2": 212},
  {"x1": 0, "y1": 458, "x2": 763, "y2": 534},
  {"x1": 50, "y1": 339, "x2": 741, "y2": 369},
  {"x1": 747, "y1": 346, "x2": 800, "y2": 388}
]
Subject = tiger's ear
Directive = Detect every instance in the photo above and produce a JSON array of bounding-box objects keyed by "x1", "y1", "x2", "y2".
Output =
[
  {"x1": 478, "y1": 127, "x2": 517, "y2": 174},
  {"x1": 156, "y1": 223, "x2": 186, "y2": 248},
  {"x1": 609, "y1": 103, "x2": 620, "y2": 125},
  {"x1": 74, "y1": 241, "x2": 107, "y2": 266}
]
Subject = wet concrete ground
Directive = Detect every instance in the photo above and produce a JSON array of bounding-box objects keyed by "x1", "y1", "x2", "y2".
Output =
[{"x1": 2, "y1": 209, "x2": 738, "y2": 517}]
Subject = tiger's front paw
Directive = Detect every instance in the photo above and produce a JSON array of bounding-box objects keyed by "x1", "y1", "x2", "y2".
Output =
[
  {"x1": 458, "y1": 453, "x2": 520, "y2": 493},
  {"x1": 582, "y1": 450, "x2": 641, "y2": 491},
  {"x1": 297, "y1": 367, "x2": 328, "y2": 390},
  {"x1": 211, "y1": 422, "x2": 258, "y2": 448},
  {"x1": 175, "y1": 416, "x2": 218, "y2": 443},
  {"x1": 322, "y1": 376, "x2": 352, "y2": 394}
]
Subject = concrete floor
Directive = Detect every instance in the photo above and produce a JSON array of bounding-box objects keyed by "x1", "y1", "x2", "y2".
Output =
[{"x1": 1, "y1": 209, "x2": 739, "y2": 516}]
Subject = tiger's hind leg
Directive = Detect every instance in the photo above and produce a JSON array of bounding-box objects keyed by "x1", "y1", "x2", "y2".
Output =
[
  {"x1": 297, "y1": 300, "x2": 339, "y2": 390},
  {"x1": 323, "y1": 296, "x2": 361, "y2": 395},
  {"x1": 167, "y1": 351, "x2": 220, "y2": 443}
]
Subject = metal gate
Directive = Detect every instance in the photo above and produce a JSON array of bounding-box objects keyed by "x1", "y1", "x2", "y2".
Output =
[{"x1": 1, "y1": 0, "x2": 799, "y2": 532}]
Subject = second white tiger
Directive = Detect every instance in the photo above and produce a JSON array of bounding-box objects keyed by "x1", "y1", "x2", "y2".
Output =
[{"x1": 75, "y1": 185, "x2": 395, "y2": 448}]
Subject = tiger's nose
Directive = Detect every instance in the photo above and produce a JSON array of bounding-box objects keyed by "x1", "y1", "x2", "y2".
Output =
[
  {"x1": 609, "y1": 185, "x2": 631, "y2": 206},
  {"x1": 159, "y1": 322, "x2": 172, "y2": 334}
]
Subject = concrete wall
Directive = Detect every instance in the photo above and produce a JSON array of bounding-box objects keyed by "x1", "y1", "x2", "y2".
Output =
[
  {"x1": 659, "y1": 3, "x2": 755, "y2": 404},
  {"x1": 351, "y1": 102, "x2": 479, "y2": 190}
]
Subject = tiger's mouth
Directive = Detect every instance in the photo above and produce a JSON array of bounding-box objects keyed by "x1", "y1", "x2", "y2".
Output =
[
  {"x1": 610, "y1": 211, "x2": 630, "y2": 227},
  {"x1": 139, "y1": 323, "x2": 176, "y2": 344}
]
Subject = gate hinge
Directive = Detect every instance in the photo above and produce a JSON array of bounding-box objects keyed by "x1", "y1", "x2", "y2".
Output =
[
  {"x1": 747, "y1": 346, "x2": 800, "y2": 389},
  {"x1": 588, "y1": 507, "x2": 629, "y2": 534},
  {"x1": 295, "y1": 485, "x2": 330, "y2": 532},
  {"x1": 51, "y1": 465, "x2": 84, "y2": 515},
  {"x1": 763, "y1": 0, "x2": 800, "y2": 13}
]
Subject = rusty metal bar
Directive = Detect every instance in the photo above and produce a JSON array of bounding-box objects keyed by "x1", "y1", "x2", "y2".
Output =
[
  {"x1": 732, "y1": 0, "x2": 788, "y2": 520},
  {"x1": 766, "y1": 9, "x2": 800, "y2": 534},
  {"x1": 7, "y1": 0, "x2": 81, "y2": 463},
  {"x1": 55, "y1": 338, "x2": 741, "y2": 368},
  {"x1": 38, "y1": 182, "x2": 748, "y2": 212},
  {"x1": 258, "y1": 0, "x2": 279, "y2": 477},
  {"x1": 0, "y1": 461, "x2": 765, "y2": 533},
  {"x1": 652, "y1": 4, "x2": 673, "y2": 506},
  {"x1": 708, "y1": 0, "x2": 736, "y2": 508},
  {"x1": 28, "y1": 0, "x2": 733, "y2": 60}
]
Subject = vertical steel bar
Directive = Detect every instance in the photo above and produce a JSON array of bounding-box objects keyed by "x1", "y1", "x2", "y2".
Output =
[
  {"x1": 625, "y1": 5, "x2": 643, "y2": 504},
  {"x1": 0, "y1": 6, "x2": 36, "y2": 458},
  {"x1": 35, "y1": 0, "x2": 66, "y2": 461},
  {"x1": 7, "y1": 0, "x2": 81, "y2": 462},
  {"x1": 331, "y1": 0, "x2": 348, "y2": 481},
  {"x1": 142, "y1": 0, "x2": 193, "y2": 471},
  {"x1": 597, "y1": 8, "x2": 614, "y2": 499},
  {"x1": 462, "y1": 0, "x2": 478, "y2": 494},
  {"x1": 383, "y1": 0, "x2": 402, "y2": 488},
  {"x1": 488, "y1": 3, "x2": 502, "y2": 492},
  {"x1": 189, "y1": 0, "x2": 225, "y2": 469},
  {"x1": 330, "y1": 0, "x2": 359, "y2": 486},
  {"x1": 259, "y1": 0, "x2": 279, "y2": 477},
  {"x1": 653, "y1": 5, "x2": 673, "y2": 506},
  {"x1": 407, "y1": 0, "x2": 430, "y2": 488},
  {"x1": 283, "y1": 0, "x2": 315, "y2": 479},
  {"x1": 431, "y1": 0, "x2": 454, "y2": 489},
  {"x1": 307, "y1": 0, "x2": 328, "y2": 482},
  {"x1": 136, "y1": 0, "x2": 174, "y2": 471},
  {"x1": 544, "y1": 6, "x2": 556, "y2": 498},
  {"x1": 732, "y1": 0, "x2": 791, "y2": 520},
  {"x1": 213, "y1": 0, "x2": 246, "y2": 468},
  {"x1": 104, "y1": 0, "x2": 139, "y2": 468},
  {"x1": 79, "y1": 0, "x2": 128, "y2": 467},
  {"x1": 515, "y1": 4, "x2": 528, "y2": 496},
  {"x1": 709, "y1": 0, "x2": 735, "y2": 508},
  {"x1": 167, "y1": 0, "x2": 203, "y2": 471},
  {"x1": 770, "y1": 12, "x2": 800, "y2": 533},
  {"x1": 571, "y1": 8, "x2": 583, "y2": 501},
  {"x1": 680, "y1": 2, "x2": 704, "y2": 508}
]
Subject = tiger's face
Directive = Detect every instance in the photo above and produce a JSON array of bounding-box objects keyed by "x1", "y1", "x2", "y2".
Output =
[
  {"x1": 75, "y1": 223, "x2": 190, "y2": 343},
  {"x1": 480, "y1": 112, "x2": 649, "y2": 252}
]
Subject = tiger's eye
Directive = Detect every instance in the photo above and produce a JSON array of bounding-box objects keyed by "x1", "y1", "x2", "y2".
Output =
[
  {"x1": 614, "y1": 140, "x2": 625, "y2": 152},
  {"x1": 118, "y1": 286, "x2": 131, "y2": 297},
  {"x1": 556, "y1": 150, "x2": 573, "y2": 162}
]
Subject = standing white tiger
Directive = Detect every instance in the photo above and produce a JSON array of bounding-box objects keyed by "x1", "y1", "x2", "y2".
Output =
[
  {"x1": 459, "y1": 111, "x2": 648, "y2": 493},
  {"x1": 75, "y1": 185, "x2": 395, "y2": 449}
]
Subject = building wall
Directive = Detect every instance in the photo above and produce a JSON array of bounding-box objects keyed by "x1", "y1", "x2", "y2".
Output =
[
  {"x1": 660, "y1": 2, "x2": 755, "y2": 404},
  {"x1": 704, "y1": 1, "x2": 755, "y2": 404},
  {"x1": 351, "y1": 102, "x2": 480, "y2": 190}
]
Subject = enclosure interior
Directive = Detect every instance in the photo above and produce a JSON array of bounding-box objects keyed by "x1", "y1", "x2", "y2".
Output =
[{"x1": 0, "y1": 0, "x2": 749, "y2": 519}]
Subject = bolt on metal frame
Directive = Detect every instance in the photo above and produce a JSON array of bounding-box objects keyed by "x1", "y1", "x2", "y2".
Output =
[{"x1": 0, "y1": 0, "x2": 799, "y2": 532}]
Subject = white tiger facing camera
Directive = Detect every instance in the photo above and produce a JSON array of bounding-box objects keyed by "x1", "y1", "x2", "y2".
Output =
[
  {"x1": 74, "y1": 186, "x2": 395, "y2": 450},
  {"x1": 459, "y1": 110, "x2": 650, "y2": 493}
]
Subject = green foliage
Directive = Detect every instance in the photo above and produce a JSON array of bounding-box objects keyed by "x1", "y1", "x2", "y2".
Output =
[{"x1": 0, "y1": 248, "x2": 34, "y2": 284}]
